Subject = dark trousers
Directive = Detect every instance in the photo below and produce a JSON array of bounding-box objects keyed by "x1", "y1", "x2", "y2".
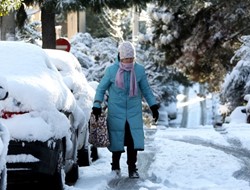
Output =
[{"x1": 111, "y1": 121, "x2": 137, "y2": 171}]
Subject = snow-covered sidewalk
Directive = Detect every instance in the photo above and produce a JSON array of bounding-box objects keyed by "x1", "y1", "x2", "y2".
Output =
[{"x1": 66, "y1": 124, "x2": 250, "y2": 190}]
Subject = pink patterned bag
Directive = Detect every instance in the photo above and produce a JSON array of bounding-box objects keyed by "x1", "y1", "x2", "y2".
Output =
[{"x1": 88, "y1": 112, "x2": 110, "y2": 147}]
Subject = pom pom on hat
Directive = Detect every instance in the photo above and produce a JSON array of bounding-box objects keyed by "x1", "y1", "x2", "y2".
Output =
[{"x1": 118, "y1": 41, "x2": 136, "y2": 59}]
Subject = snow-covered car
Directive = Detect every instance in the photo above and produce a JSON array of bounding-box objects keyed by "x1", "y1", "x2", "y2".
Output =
[
  {"x1": 44, "y1": 49, "x2": 97, "y2": 165},
  {"x1": 156, "y1": 103, "x2": 177, "y2": 127},
  {"x1": 0, "y1": 119, "x2": 10, "y2": 190},
  {"x1": 240, "y1": 94, "x2": 250, "y2": 123},
  {"x1": 0, "y1": 41, "x2": 86, "y2": 188},
  {"x1": 224, "y1": 106, "x2": 247, "y2": 124},
  {"x1": 223, "y1": 95, "x2": 250, "y2": 124}
]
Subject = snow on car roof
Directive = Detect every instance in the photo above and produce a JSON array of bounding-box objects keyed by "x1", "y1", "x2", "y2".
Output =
[
  {"x1": 44, "y1": 49, "x2": 95, "y2": 123},
  {"x1": 0, "y1": 41, "x2": 79, "y2": 141},
  {"x1": 0, "y1": 41, "x2": 75, "y2": 112},
  {"x1": 44, "y1": 49, "x2": 92, "y2": 95}
]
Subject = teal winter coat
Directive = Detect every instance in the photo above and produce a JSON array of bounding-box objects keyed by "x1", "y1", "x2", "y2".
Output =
[{"x1": 93, "y1": 61, "x2": 157, "y2": 152}]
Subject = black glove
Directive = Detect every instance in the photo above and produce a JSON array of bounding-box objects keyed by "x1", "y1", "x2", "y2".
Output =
[
  {"x1": 92, "y1": 107, "x2": 102, "y2": 121},
  {"x1": 150, "y1": 104, "x2": 159, "y2": 122}
]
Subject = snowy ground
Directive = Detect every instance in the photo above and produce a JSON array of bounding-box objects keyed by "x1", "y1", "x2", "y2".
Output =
[
  {"x1": 65, "y1": 123, "x2": 250, "y2": 190},
  {"x1": 63, "y1": 85, "x2": 250, "y2": 190}
]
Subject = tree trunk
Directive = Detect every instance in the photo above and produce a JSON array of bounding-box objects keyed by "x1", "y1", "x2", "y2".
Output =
[
  {"x1": 0, "y1": 12, "x2": 15, "y2": 40},
  {"x1": 78, "y1": 11, "x2": 86, "y2": 33},
  {"x1": 132, "y1": 6, "x2": 139, "y2": 42},
  {"x1": 199, "y1": 84, "x2": 207, "y2": 126},
  {"x1": 180, "y1": 87, "x2": 189, "y2": 128},
  {"x1": 41, "y1": 7, "x2": 56, "y2": 49}
]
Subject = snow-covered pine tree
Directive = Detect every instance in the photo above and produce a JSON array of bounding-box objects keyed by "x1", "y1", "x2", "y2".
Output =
[
  {"x1": 220, "y1": 35, "x2": 250, "y2": 112},
  {"x1": 144, "y1": 0, "x2": 250, "y2": 92},
  {"x1": 85, "y1": 7, "x2": 131, "y2": 41}
]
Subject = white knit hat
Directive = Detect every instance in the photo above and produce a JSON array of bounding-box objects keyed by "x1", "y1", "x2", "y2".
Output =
[{"x1": 118, "y1": 41, "x2": 136, "y2": 59}]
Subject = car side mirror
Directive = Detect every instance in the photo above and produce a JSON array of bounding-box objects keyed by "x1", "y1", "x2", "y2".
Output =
[
  {"x1": 241, "y1": 108, "x2": 247, "y2": 113},
  {"x1": 0, "y1": 86, "x2": 8, "y2": 100}
]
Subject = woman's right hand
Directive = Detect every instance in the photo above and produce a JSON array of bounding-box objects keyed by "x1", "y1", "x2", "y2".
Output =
[{"x1": 92, "y1": 107, "x2": 102, "y2": 121}]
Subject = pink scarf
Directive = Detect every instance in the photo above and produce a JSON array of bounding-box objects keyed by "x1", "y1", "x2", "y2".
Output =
[{"x1": 115, "y1": 62, "x2": 138, "y2": 97}]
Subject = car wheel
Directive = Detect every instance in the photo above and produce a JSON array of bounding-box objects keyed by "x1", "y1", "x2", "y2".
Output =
[
  {"x1": 0, "y1": 167, "x2": 7, "y2": 190},
  {"x1": 65, "y1": 163, "x2": 79, "y2": 185},
  {"x1": 43, "y1": 140, "x2": 65, "y2": 190},
  {"x1": 247, "y1": 115, "x2": 250, "y2": 123},
  {"x1": 52, "y1": 166, "x2": 65, "y2": 190},
  {"x1": 77, "y1": 145, "x2": 91, "y2": 166},
  {"x1": 91, "y1": 145, "x2": 99, "y2": 162},
  {"x1": 78, "y1": 144, "x2": 99, "y2": 166}
]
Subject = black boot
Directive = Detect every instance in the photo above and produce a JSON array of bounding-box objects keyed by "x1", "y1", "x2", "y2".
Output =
[
  {"x1": 111, "y1": 152, "x2": 122, "y2": 177},
  {"x1": 125, "y1": 122, "x2": 139, "y2": 178},
  {"x1": 112, "y1": 152, "x2": 121, "y2": 169},
  {"x1": 128, "y1": 168, "x2": 139, "y2": 178},
  {"x1": 111, "y1": 163, "x2": 121, "y2": 177}
]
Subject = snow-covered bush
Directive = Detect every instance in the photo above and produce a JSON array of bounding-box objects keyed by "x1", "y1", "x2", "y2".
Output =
[
  {"x1": 70, "y1": 32, "x2": 181, "y2": 106},
  {"x1": 16, "y1": 20, "x2": 42, "y2": 46},
  {"x1": 70, "y1": 33, "x2": 117, "y2": 82}
]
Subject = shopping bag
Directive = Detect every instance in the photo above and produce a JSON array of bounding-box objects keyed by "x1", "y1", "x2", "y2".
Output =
[{"x1": 88, "y1": 112, "x2": 110, "y2": 147}]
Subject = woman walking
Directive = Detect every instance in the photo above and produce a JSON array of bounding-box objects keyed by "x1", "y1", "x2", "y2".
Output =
[{"x1": 92, "y1": 41, "x2": 159, "y2": 178}]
